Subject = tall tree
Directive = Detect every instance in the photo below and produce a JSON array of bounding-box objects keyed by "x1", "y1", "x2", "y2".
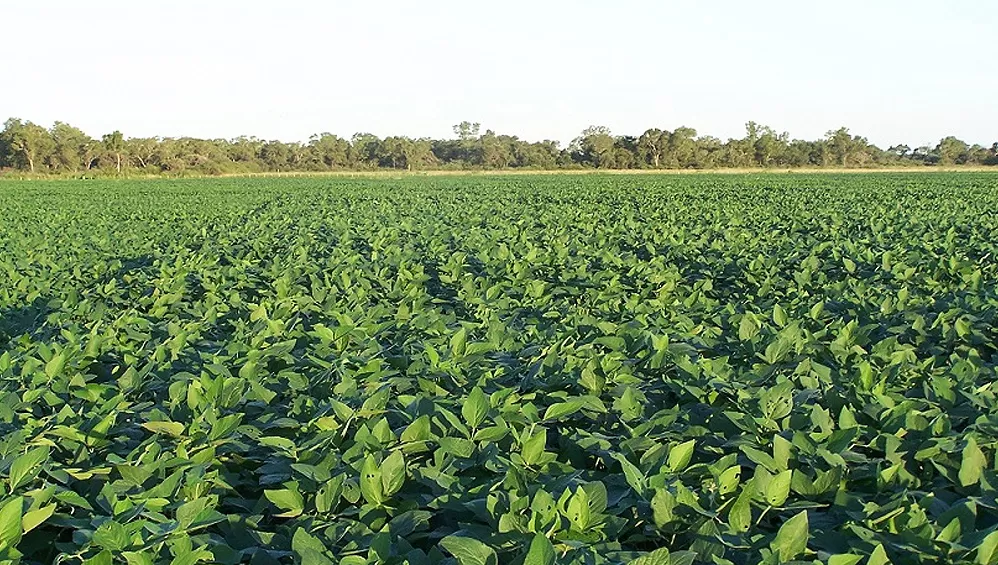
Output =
[
  {"x1": 936, "y1": 136, "x2": 970, "y2": 165},
  {"x1": 637, "y1": 129, "x2": 666, "y2": 168},
  {"x1": 481, "y1": 130, "x2": 512, "y2": 169},
  {"x1": 308, "y1": 133, "x2": 350, "y2": 170},
  {"x1": 1, "y1": 118, "x2": 55, "y2": 173},
  {"x1": 349, "y1": 133, "x2": 381, "y2": 168},
  {"x1": 102, "y1": 130, "x2": 126, "y2": 172},
  {"x1": 127, "y1": 137, "x2": 161, "y2": 170},
  {"x1": 571, "y1": 126, "x2": 615, "y2": 168},
  {"x1": 49, "y1": 122, "x2": 93, "y2": 172}
]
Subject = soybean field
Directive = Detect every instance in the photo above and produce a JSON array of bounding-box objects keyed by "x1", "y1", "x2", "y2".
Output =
[{"x1": 1, "y1": 173, "x2": 998, "y2": 565}]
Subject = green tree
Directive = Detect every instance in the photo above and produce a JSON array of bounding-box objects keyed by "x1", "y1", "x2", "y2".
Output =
[
  {"x1": 49, "y1": 122, "x2": 93, "y2": 172},
  {"x1": 127, "y1": 137, "x2": 161, "y2": 170},
  {"x1": 637, "y1": 128, "x2": 667, "y2": 168},
  {"x1": 102, "y1": 130, "x2": 126, "y2": 173},
  {"x1": 481, "y1": 130, "x2": 512, "y2": 169},
  {"x1": 571, "y1": 126, "x2": 615, "y2": 168},
  {"x1": 665, "y1": 127, "x2": 698, "y2": 168},
  {"x1": 1, "y1": 118, "x2": 55, "y2": 172},
  {"x1": 349, "y1": 133, "x2": 381, "y2": 168},
  {"x1": 936, "y1": 136, "x2": 970, "y2": 165},
  {"x1": 260, "y1": 140, "x2": 292, "y2": 171},
  {"x1": 308, "y1": 133, "x2": 350, "y2": 170}
]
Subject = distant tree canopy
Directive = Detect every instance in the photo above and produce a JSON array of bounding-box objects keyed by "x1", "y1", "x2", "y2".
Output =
[{"x1": 0, "y1": 117, "x2": 995, "y2": 176}]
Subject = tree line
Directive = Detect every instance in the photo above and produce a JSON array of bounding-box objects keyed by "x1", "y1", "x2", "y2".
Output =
[{"x1": 1, "y1": 117, "x2": 995, "y2": 176}]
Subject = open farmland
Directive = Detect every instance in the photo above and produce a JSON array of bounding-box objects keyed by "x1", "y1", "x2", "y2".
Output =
[{"x1": 1, "y1": 173, "x2": 998, "y2": 564}]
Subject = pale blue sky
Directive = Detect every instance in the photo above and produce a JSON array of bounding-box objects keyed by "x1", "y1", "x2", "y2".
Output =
[{"x1": 3, "y1": 0, "x2": 995, "y2": 148}]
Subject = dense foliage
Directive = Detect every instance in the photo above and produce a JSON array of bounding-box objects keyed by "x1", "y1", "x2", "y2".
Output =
[
  {"x1": 2, "y1": 118, "x2": 996, "y2": 176},
  {"x1": 1, "y1": 173, "x2": 998, "y2": 565}
]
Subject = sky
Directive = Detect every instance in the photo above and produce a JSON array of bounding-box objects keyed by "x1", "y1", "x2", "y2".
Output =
[{"x1": 2, "y1": 0, "x2": 996, "y2": 148}]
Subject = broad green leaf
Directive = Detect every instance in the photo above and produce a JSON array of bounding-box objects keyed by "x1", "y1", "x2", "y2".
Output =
[
  {"x1": 827, "y1": 555, "x2": 863, "y2": 565},
  {"x1": 651, "y1": 488, "x2": 676, "y2": 527},
  {"x1": 381, "y1": 450, "x2": 406, "y2": 497},
  {"x1": 773, "y1": 304, "x2": 788, "y2": 327},
  {"x1": 21, "y1": 503, "x2": 55, "y2": 534},
  {"x1": 401, "y1": 415, "x2": 431, "y2": 443},
  {"x1": 627, "y1": 547, "x2": 671, "y2": 565},
  {"x1": 615, "y1": 454, "x2": 647, "y2": 496},
  {"x1": 8, "y1": 446, "x2": 49, "y2": 492},
  {"x1": 524, "y1": 533, "x2": 555, "y2": 565},
  {"x1": 451, "y1": 327, "x2": 468, "y2": 357},
  {"x1": 977, "y1": 530, "x2": 998, "y2": 565},
  {"x1": 439, "y1": 535, "x2": 498, "y2": 565},
  {"x1": 521, "y1": 428, "x2": 547, "y2": 467},
  {"x1": 728, "y1": 480, "x2": 754, "y2": 532},
  {"x1": 45, "y1": 353, "x2": 67, "y2": 378},
  {"x1": 543, "y1": 399, "x2": 586, "y2": 421},
  {"x1": 359, "y1": 454, "x2": 385, "y2": 505},
  {"x1": 0, "y1": 496, "x2": 23, "y2": 548},
  {"x1": 462, "y1": 387, "x2": 489, "y2": 429},
  {"x1": 176, "y1": 498, "x2": 211, "y2": 528},
  {"x1": 960, "y1": 436, "x2": 987, "y2": 487},
  {"x1": 770, "y1": 510, "x2": 808, "y2": 561},
  {"x1": 93, "y1": 520, "x2": 130, "y2": 551},
  {"x1": 668, "y1": 440, "x2": 695, "y2": 472},
  {"x1": 123, "y1": 552, "x2": 156, "y2": 565},
  {"x1": 868, "y1": 544, "x2": 891, "y2": 565},
  {"x1": 142, "y1": 421, "x2": 185, "y2": 437},
  {"x1": 766, "y1": 470, "x2": 792, "y2": 506},
  {"x1": 265, "y1": 485, "x2": 305, "y2": 517}
]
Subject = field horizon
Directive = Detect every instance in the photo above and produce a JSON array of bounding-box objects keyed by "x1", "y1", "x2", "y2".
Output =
[{"x1": 3, "y1": 166, "x2": 998, "y2": 183}]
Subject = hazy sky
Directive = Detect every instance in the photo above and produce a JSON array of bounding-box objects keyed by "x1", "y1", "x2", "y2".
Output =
[{"x1": 3, "y1": 0, "x2": 995, "y2": 148}]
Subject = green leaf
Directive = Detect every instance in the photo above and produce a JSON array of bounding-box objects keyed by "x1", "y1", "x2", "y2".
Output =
[
  {"x1": 738, "y1": 315, "x2": 760, "y2": 341},
  {"x1": 8, "y1": 446, "x2": 49, "y2": 492},
  {"x1": 868, "y1": 544, "x2": 891, "y2": 565},
  {"x1": 766, "y1": 470, "x2": 792, "y2": 506},
  {"x1": 359, "y1": 454, "x2": 385, "y2": 505},
  {"x1": 668, "y1": 440, "x2": 695, "y2": 472},
  {"x1": 45, "y1": 353, "x2": 68, "y2": 378},
  {"x1": 566, "y1": 486, "x2": 591, "y2": 530},
  {"x1": 770, "y1": 510, "x2": 808, "y2": 561},
  {"x1": 142, "y1": 420, "x2": 185, "y2": 437},
  {"x1": 293, "y1": 528, "x2": 330, "y2": 557},
  {"x1": 451, "y1": 327, "x2": 468, "y2": 357},
  {"x1": 93, "y1": 520, "x2": 130, "y2": 551},
  {"x1": 627, "y1": 547, "x2": 671, "y2": 565},
  {"x1": 523, "y1": 533, "x2": 555, "y2": 565},
  {"x1": 827, "y1": 555, "x2": 863, "y2": 565},
  {"x1": 960, "y1": 436, "x2": 987, "y2": 487},
  {"x1": 728, "y1": 479, "x2": 754, "y2": 533},
  {"x1": 84, "y1": 551, "x2": 114, "y2": 565},
  {"x1": 169, "y1": 547, "x2": 213, "y2": 565},
  {"x1": 264, "y1": 485, "x2": 305, "y2": 517},
  {"x1": 773, "y1": 304, "x2": 788, "y2": 327},
  {"x1": 543, "y1": 399, "x2": 586, "y2": 421},
  {"x1": 462, "y1": 387, "x2": 489, "y2": 429},
  {"x1": 176, "y1": 497, "x2": 211, "y2": 528},
  {"x1": 0, "y1": 496, "x2": 23, "y2": 548},
  {"x1": 521, "y1": 428, "x2": 547, "y2": 467},
  {"x1": 21, "y1": 503, "x2": 55, "y2": 534},
  {"x1": 614, "y1": 454, "x2": 647, "y2": 496},
  {"x1": 123, "y1": 552, "x2": 156, "y2": 565},
  {"x1": 401, "y1": 415, "x2": 431, "y2": 443},
  {"x1": 439, "y1": 535, "x2": 498, "y2": 565},
  {"x1": 651, "y1": 488, "x2": 676, "y2": 528},
  {"x1": 977, "y1": 531, "x2": 998, "y2": 565},
  {"x1": 381, "y1": 450, "x2": 406, "y2": 497}
]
